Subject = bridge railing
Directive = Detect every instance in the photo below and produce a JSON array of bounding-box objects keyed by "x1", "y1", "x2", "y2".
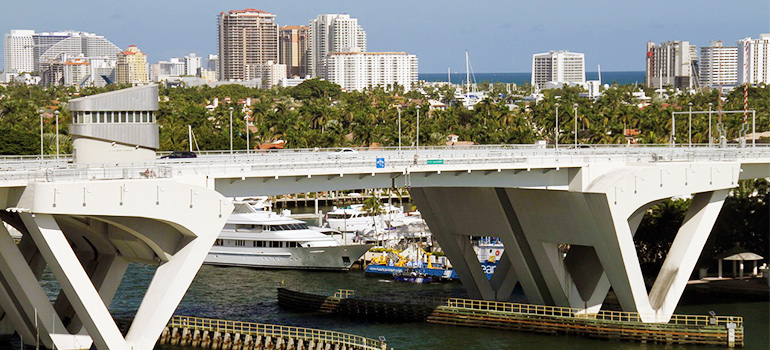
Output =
[
  {"x1": 2, "y1": 145, "x2": 770, "y2": 182},
  {"x1": 446, "y1": 298, "x2": 743, "y2": 327},
  {"x1": 168, "y1": 315, "x2": 385, "y2": 350}
]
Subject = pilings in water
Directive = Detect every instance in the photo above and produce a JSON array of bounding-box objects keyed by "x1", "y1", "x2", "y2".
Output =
[{"x1": 158, "y1": 315, "x2": 388, "y2": 350}]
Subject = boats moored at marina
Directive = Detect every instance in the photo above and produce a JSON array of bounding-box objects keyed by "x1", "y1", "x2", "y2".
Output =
[{"x1": 205, "y1": 201, "x2": 372, "y2": 270}]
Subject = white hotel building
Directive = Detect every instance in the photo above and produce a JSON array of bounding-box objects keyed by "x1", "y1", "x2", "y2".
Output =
[
  {"x1": 531, "y1": 50, "x2": 585, "y2": 90},
  {"x1": 738, "y1": 34, "x2": 770, "y2": 85},
  {"x1": 324, "y1": 51, "x2": 418, "y2": 92},
  {"x1": 699, "y1": 41, "x2": 738, "y2": 87},
  {"x1": 3, "y1": 29, "x2": 35, "y2": 75}
]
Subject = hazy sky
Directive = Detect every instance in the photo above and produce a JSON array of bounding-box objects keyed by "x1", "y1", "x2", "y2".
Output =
[{"x1": 2, "y1": 0, "x2": 769, "y2": 73}]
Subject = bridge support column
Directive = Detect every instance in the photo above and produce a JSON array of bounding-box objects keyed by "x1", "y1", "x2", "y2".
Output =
[
  {"x1": 411, "y1": 187, "x2": 548, "y2": 302},
  {"x1": 0, "y1": 216, "x2": 87, "y2": 349},
  {"x1": 21, "y1": 213, "x2": 126, "y2": 350},
  {"x1": 595, "y1": 189, "x2": 728, "y2": 322}
]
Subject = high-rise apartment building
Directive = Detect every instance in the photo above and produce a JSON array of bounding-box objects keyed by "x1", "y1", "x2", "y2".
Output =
[
  {"x1": 3, "y1": 30, "x2": 35, "y2": 74},
  {"x1": 324, "y1": 51, "x2": 418, "y2": 92},
  {"x1": 184, "y1": 53, "x2": 202, "y2": 76},
  {"x1": 699, "y1": 41, "x2": 738, "y2": 87},
  {"x1": 645, "y1": 41, "x2": 699, "y2": 90},
  {"x1": 217, "y1": 9, "x2": 279, "y2": 81},
  {"x1": 738, "y1": 34, "x2": 770, "y2": 85},
  {"x1": 207, "y1": 54, "x2": 219, "y2": 79},
  {"x1": 308, "y1": 14, "x2": 367, "y2": 78},
  {"x1": 116, "y1": 45, "x2": 149, "y2": 85},
  {"x1": 279, "y1": 26, "x2": 309, "y2": 77},
  {"x1": 531, "y1": 51, "x2": 585, "y2": 89}
]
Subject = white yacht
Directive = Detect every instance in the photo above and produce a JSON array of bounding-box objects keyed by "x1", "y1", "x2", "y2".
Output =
[
  {"x1": 324, "y1": 203, "x2": 404, "y2": 233},
  {"x1": 205, "y1": 202, "x2": 372, "y2": 270}
]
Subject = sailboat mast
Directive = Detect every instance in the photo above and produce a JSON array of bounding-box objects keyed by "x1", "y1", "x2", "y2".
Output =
[{"x1": 465, "y1": 51, "x2": 471, "y2": 92}]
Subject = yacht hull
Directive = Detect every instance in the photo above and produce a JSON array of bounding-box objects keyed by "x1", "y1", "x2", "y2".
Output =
[{"x1": 204, "y1": 244, "x2": 372, "y2": 271}]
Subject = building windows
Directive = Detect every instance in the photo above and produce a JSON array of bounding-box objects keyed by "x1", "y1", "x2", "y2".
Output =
[{"x1": 74, "y1": 110, "x2": 155, "y2": 124}]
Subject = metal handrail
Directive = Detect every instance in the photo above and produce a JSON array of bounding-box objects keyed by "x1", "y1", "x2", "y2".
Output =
[
  {"x1": 168, "y1": 315, "x2": 385, "y2": 350},
  {"x1": 445, "y1": 298, "x2": 743, "y2": 327}
]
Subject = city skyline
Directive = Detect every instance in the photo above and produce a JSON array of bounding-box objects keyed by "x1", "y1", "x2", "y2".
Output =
[{"x1": 1, "y1": 0, "x2": 768, "y2": 74}]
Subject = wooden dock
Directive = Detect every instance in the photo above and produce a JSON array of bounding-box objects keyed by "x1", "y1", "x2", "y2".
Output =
[
  {"x1": 159, "y1": 315, "x2": 388, "y2": 350},
  {"x1": 277, "y1": 288, "x2": 743, "y2": 348}
]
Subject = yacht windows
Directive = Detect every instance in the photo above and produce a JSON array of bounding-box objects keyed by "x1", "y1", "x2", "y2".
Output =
[
  {"x1": 234, "y1": 240, "x2": 246, "y2": 247},
  {"x1": 214, "y1": 239, "x2": 223, "y2": 246},
  {"x1": 269, "y1": 241, "x2": 281, "y2": 248},
  {"x1": 265, "y1": 223, "x2": 309, "y2": 231}
]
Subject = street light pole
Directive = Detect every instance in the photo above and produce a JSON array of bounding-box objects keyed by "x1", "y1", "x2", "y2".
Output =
[
  {"x1": 397, "y1": 106, "x2": 402, "y2": 151},
  {"x1": 245, "y1": 114, "x2": 249, "y2": 153},
  {"x1": 416, "y1": 105, "x2": 421, "y2": 150},
  {"x1": 708, "y1": 103, "x2": 713, "y2": 147},
  {"x1": 54, "y1": 110, "x2": 59, "y2": 160},
  {"x1": 38, "y1": 109, "x2": 44, "y2": 160},
  {"x1": 573, "y1": 103, "x2": 578, "y2": 147},
  {"x1": 229, "y1": 107, "x2": 234, "y2": 156},
  {"x1": 554, "y1": 103, "x2": 559, "y2": 150},
  {"x1": 688, "y1": 102, "x2": 693, "y2": 147}
]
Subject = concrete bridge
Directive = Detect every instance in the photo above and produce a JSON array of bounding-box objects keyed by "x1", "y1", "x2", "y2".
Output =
[{"x1": 1, "y1": 145, "x2": 769, "y2": 350}]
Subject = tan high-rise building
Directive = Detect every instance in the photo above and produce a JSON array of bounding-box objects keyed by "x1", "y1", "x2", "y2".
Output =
[
  {"x1": 116, "y1": 45, "x2": 149, "y2": 85},
  {"x1": 279, "y1": 26, "x2": 309, "y2": 78},
  {"x1": 218, "y1": 9, "x2": 279, "y2": 81}
]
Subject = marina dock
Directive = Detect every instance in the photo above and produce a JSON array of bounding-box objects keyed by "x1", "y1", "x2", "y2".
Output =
[
  {"x1": 159, "y1": 315, "x2": 389, "y2": 350},
  {"x1": 277, "y1": 288, "x2": 744, "y2": 348}
]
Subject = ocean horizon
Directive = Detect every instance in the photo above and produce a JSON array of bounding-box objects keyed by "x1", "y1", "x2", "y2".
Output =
[{"x1": 419, "y1": 71, "x2": 645, "y2": 86}]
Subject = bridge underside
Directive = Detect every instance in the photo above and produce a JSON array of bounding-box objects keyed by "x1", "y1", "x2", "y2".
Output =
[
  {"x1": 0, "y1": 181, "x2": 230, "y2": 350},
  {"x1": 412, "y1": 185, "x2": 729, "y2": 323}
]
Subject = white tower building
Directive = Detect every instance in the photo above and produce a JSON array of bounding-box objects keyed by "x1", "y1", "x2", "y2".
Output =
[
  {"x1": 645, "y1": 41, "x2": 698, "y2": 90},
  {"x1": 699, "y1": 41, "x2": 738, "y2": 87},
  {"x1": 531, "y1": 50, "x2": 585, "y2": 90},
  {"x1": 324, "y1": 51, "x2": 418, "y2": 92},
  {"x1": 308, "y1": 14, "x2": 367, "y2": 78},
  {"x1": 738, "y1": 34, "x2": 770, "y2": 85},
  {"x1": 3, "y1": 30, "x2": 35, "y2": 74}
]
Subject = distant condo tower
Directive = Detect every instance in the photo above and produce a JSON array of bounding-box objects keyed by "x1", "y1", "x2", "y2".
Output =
[
  {"x1": 116, "y1": 45, "x2": 149, "y2": 85},
  {"x1": 308, "y1": 14, "x2": 367, "y2": 78},
  {"x1": 738, "y1": 34, "x2": 770, "y2": 85},
  {"x1": 279, "y1": 25, "x2": 309, "y2": 78},
  {"x1": 68, "y1": 85, "x2": 159, "y2": 164},
  {"x1": 531, "y1": 50, "x2": 585, "y2": 90},
  {"x1": 217, "y1": 9, "x2": 279, "y2": 81},
  {"x1": 645, "y1": 41, "x2": 698, "y2": 90},
  {"x1": 699, "y1": 41, "x2": 738, "y2": 88},
  {"x1": 324, "y1": 51, "x2": 418, "y2": 92}
]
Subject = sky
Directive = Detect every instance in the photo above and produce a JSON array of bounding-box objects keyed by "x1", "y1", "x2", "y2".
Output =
[{"x1": 2, "y1": 0, "x2": 769, "y2": 73}]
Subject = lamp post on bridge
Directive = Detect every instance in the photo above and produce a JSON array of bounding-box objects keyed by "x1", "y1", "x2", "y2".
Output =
[
  {"x1": 708, "y1": 103, "x2": 713, "y2": 147},
  {"x1": 688, "y1": 102, "x2": 693, "y2": 147},
  {"x1": 229, "y1": 107, "x2": 234, "y2": 156},
  {"x1": 54, "y1": 110, "x2": 60, "y2": 161},
  {"x1": 416, "y1": 105, "x2": 421, "y2": 150},
  {"x1": 554, "y1": 102, "x2": 559, "y2": 150},
  {"x1": 244, "y1": 107, "x2": 250, "y2": 154},
  {"x1": 397, "y1": 106, "x2": 402, "y2": 151},
  {"x1": 38, "y1": 109, "x2": 44, "y2": 160},
  {"x1": 573, "y1": 103, "x2": 578, "y2": 147}
]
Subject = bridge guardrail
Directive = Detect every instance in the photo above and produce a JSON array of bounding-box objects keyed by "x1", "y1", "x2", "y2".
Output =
[
  {"x1": 168, "y1": 315, "x2": 385, "y2": 350},
  {"x1": 446, "y1": 298, "x2": 743, "y2": 327},
  {"x1": 1, "y1": 145, "x2": 769, "y2": 183}
]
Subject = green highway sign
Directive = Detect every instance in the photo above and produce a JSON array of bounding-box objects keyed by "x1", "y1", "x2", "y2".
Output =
[{"x1": 427, "y1": 159, "x2": 444, "y2": 165}]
